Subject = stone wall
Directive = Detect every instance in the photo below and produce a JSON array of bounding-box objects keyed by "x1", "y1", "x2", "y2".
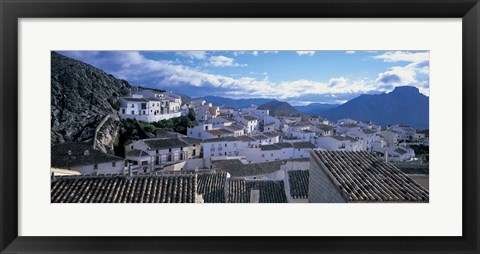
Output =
[{"x1": 308, "y1": 153, "x2": 346, "y2": 203}]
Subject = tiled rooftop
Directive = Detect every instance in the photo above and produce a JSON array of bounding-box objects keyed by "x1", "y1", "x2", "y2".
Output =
[
  {"x1": 51, "y1": 143, "x2": 124, "y2": 169},
  {"x1": 143, "y1": 138, "x2": 189, "y2": 149},
  {"x1": 242, "y1": 115, "x2": 258, "y2": 121},
  {"x1": 51, "y1": 174, "x2": 198, "y2": 203},
  {"x1": 260, "y1": 143, "x2": 293, "y2": 151},
  {"x1": 227, "y1": 179, "x2": 287, "y2": 203},
  {"x1": 330, "y1": 135, "x2": 357, "y2": 142},
  {"x1": 311, "y1": 151, "x2": 429, "y2": 202},
  {"x1": 126, "y1": 149, "x2": 149, "y2": 157},
  {"x1": 211, "y1": 160, "x2": 283, "y2": 177},
  {"x1": 292, "y1": 142, "x2": 316, "y2": 149},
  {"x1": 288, "y1": 170, "x2": 309, "y2": 199},
  {"x1": 197, "y1": 172, "x2": 228, "y2": 203},
  {"x1": 206, "y1": 129, "x2": 233, "y2": 136}
]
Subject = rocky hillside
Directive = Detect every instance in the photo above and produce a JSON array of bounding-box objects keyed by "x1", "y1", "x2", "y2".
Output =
[{"x1": 51, "y1": 51, "x2": 131, "y2": 154}]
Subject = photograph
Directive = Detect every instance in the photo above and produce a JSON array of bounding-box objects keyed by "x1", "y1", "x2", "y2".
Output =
[{"x1": 50, "y1": 50, "x2": 430, "y2": 203}]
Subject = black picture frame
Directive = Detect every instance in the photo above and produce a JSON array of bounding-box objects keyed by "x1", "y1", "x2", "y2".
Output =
[{"x1": 1, "y1": 0, "x2": 479, "y2": 253}]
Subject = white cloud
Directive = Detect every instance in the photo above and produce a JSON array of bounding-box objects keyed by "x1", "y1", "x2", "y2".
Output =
[
  {"x1": 296, "y1": 51, "x2": 315, "y2": 56},
  {"x1": 373, "y1": 51, "x2": 429, "y2": 63},
  {"x1": 345, "y1": 51, "x2": 356, "y2": 54},
  {"x1": 252, "y1": 51, "x2": 258, "y2": 56},
  {"x1": 175, "y1": 51, "x2": 206, "y2": 60},
  {"x1": 208, "y1": 55, "x2": 246, "y2": 67},
  {"x1": 63, "y1": 50, "x2": 429, "y2": 102}
]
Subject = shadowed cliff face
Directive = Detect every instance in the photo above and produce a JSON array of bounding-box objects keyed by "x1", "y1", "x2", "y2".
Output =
[{"x1": 51, "y1": 51, "x2": 131, "y2": 154}]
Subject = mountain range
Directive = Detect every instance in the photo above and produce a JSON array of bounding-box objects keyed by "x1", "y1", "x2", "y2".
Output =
[
  {"x1": 322, "y1": 86, "x2": 429, "y2": 129},
  {"x1": 198, "y1": 96, "x2": 273, "y2": 108},
  {"x1": 294, "y1": 103, "x2": 339, "y2": 115},
  {"x1": 199, "y1": 87, "x2": 429, "y2": 129}
]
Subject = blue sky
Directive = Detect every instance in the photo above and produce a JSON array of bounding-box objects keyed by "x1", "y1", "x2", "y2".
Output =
[{"x1": 58, "y1": 50, "x2": 429, "y2": 106}]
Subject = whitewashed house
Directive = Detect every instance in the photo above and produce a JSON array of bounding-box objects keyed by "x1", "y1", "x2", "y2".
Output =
[
  {"x1": 51, "y1": 143, "x2": 126, "y2": 175},
  {"x1": 234, "y1": 115, "x2": 259, "y2": 134},
  {"x1": 240, "y1": 105, "x2": 270, "y2": 119},
  {"x1": 388, "y1": 125, "x2": 417, "y2": 141},
  {"x1": 379, "y1": 130, "x2": 400, "y2": 146},
  {"x1": 187, "y1": 124, "x2": 235, "y2": 140},
  {"x1": 337, "y1": 118, "x2": 358, "y2": 125},
  {"x1": 219, "y1": 105, "x2": 240, "y2": 116},
  {"x1": 336, "y1": 123, "x2": 361, "y2": 135},
  {"x1": 202, "y1": 136, "x2": 255, "y2": 158},
  {"x1": 309, "y1": 116, "x2": 329, "y2": 125},
  {"x1": 316, "y1": 135, "x2": 363, "y2": 151},
  {"x1": 346, "y1": 128, "x2": 379, "y2": 152},
  {"x1": 374, "y1": 145, "x2": 416, "y2": 161},
  {"x1": 125, "y1": 136, "x2": 200, "y2": 172},
  {"x1": 239, "y1": 142, "x2": 315, "y2": 163},
  {"x1": 313, "y1": 124, "x2": 334, "y2": 137},
  {"x1": 118, "y1": 90, "x2": 182, "y2": 123}
]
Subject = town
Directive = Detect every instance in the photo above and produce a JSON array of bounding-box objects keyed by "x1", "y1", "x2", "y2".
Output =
[{"x1": 51, "y1": 88, "x2": 429, "y2": 203}]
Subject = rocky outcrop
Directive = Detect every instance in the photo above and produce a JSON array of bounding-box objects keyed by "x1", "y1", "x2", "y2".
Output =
[{"x1": 51, "y1": 51, "x2": 131, "y2": 154}]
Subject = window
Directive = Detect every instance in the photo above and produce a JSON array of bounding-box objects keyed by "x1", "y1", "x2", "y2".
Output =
[
  {"x1": 131, "y1": 104, "x2": 134, "y2": 108},
  {"x1": 122, "y1": 109, "x2": 125, "y2": 114},
  {"x1": 156, "y1": 150, "x2": 159, "y2": 154},
  {"x1": 142, "y1": 161, "x2": 148, "y2": 165},
  {"x1": 271, "y1": 153, "x2": 274, "y2": 157},
  {"x1": 225, "y1": 144, "x2": 227, "y2": 147},
  {"x1": 141, "y1": 103, "x2": 147, "y2": 109},
  {"x1": 261, "y1": 154, "x2": 265, "y2": 158},
  {"x1": 94, "y1": 164, "x2": 98, "y2": 170},
  {"x1": 131, "y1": 110, "x2": 135, "y2": 114},
  {"x1": 169, "y1": 148, "x2": 172, "y2": 152},
  {"x1": 112, "y1": 161, "x2": 116, "y2": 167},
  {"x1": 130, "y1": 145, "x2": 133, "y2": 149}
]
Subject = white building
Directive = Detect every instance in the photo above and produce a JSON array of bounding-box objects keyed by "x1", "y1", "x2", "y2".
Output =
[
  {"x1": 388, "y1": 125, "x2": 417, "y2": 141},
  {"x1": 187, "y1": 124, "x2": 236, "y2": 140},
  {"x1": 118, "y1": 90, "x2": 182, "y2": 123},
  {"x1": 234, "y1": 115, "x2": 259, "y2": 134},
  {"x1": 379, "y1": 130, "x2": 400, "y2": 146},
  {"x1": 309, "y1": 116, "x2": 329, "y2": 125},
  {"x1": 240, "y1": 142, "x2": 316, "y2": 163},
  {"x1": 316, "y1": 135, "x2": 363, "y2": 151},
  {"x1": 240, "y1": 105, "x2": 270, "y2": 119},
  {"x1": 346, "y1": 128, "x2": 380, "y2": 152},
  {"x1": 125, "y1": 136, "x2": 200, "y2": 172},
  {"x1": 202, "y1": 136, "x2": 255, "y2": 158},
  {"x1": 374, "y1": 145, "x2": 416, "y2": 161},
  {"x1": 51, "y1": 143, "x2": 126, "y2": 175}
]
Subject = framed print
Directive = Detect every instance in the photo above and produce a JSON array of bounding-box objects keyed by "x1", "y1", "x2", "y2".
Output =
[{"x1": 1, "y1": 0, "x2": 479, "y2": 253}]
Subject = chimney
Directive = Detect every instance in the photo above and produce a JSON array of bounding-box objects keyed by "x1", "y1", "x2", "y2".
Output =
[
  {"x1": 250, "y1": 189, "x2": 260, "y2": 203},
  {"x1": 128, "y1": 164, "x2": 133, "y2": 178},
  {"x1": 385, "y1": 151, "x2": 389, "y2": 163}
]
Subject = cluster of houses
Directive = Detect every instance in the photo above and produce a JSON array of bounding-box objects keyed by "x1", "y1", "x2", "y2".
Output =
[{"x1": 51, "y1": 89, "x2": 429, "y2": 203}]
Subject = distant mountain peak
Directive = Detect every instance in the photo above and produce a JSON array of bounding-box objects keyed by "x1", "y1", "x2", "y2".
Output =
[
  {"x1": 323, "y1": 87, "x2": 428, "y2": 129},
  {"x1": 390, "y1": 86, "x2": 420, "y2": 94}
]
